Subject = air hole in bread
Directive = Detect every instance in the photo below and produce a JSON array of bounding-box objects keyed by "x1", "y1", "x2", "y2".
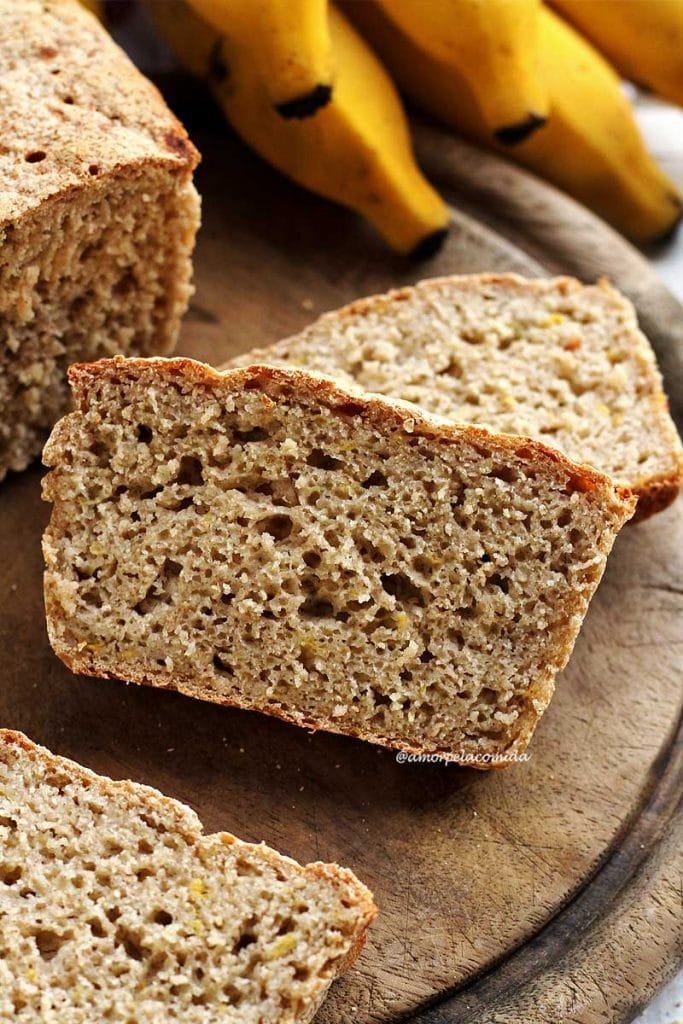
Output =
[
  {"x1": 213, "y1": 653, "x2": 234, "y2": 676},
  {"x1": 380, "y1": 572, "x2": 424, "y2": 606},
  {"x1": 306, "y1": 448, "x2": 343, "y2": 471},
  {"x1": 88, "y1": 917, "x2": 106, "y2": 938},
  {"x1": 234, "y1": 426, "x2": 269, "y2": 443},
  {"x1": 490, "y1": 465, "x2": 518, "y2": 484},
  {"x1": 116, "y1": 927, "x2": 144, "y2": 961},
  {"x1": 256, "y1": 514, "x2": 292, "y2": 540},
  {"x1": 113, "y1": 269, "x2": 136, "y2": 298},
  {"x1": 233, "y1": 929, "x2": 257, "y2": 954},
  {"x1": 153, "y1": 909, "x2": 174, "y2": 926},
  {"x1": 175, "y1": 455, "x2": 204, "y2": 487},
  {"x1": 362, "y1": 470, "x2": 387, "y2": 488},
  {"x1": 412, "y1": 555, "x2": 436, "y2": 576},
  {"x1": 0, "y1": 863, "x2": 22, "y2": 885},
  {"x1": 35, "y1": 928, "x2": 67, "y2": 961},
  {"x1": 488, "y1": 573, "x2": 509, "y2": 594},
  {"x1": 140, "y1": 484, "x2": 163, "y2": 500},
  {"x1": 223, "y1": 984, "x2": 244, "y2": 1006},
  {"x1": 439, "y1": 358, "x2": 462, "y2": 377},
  {"x1": 299, "y1": 596, "x2": 334, "y2": 619}
]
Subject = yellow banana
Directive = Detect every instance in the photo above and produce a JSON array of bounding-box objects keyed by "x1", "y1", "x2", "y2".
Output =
[
  {"x1": 185, "y1": 0, "x2": 332, "y2": 118},
  {"x1": 346, "y1": 2, "x2": 682, "y2": 243},
  {"x1": 550, "y1": 0, "x2": 683, "y2": 107},
  {"x1": 152, "y1": 1, "x2": 450, "y2": 256},
  {"x1": 378, "y1": 0, "x2": 548, "y2": 143}
]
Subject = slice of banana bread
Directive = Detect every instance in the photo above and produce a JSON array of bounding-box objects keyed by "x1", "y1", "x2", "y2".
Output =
[
  {"x1": 0, "y1": 729, "x2": 375, "y2": 1023},
  {"x1": 0, "y1": 0, "x2": 200, "y2": 481},
  {"x1": 42, "y1": 357, "x2": 635, "y2": 764},
  {"x1": 225, "y1": 274, "x2": 682, "y2": 520}
]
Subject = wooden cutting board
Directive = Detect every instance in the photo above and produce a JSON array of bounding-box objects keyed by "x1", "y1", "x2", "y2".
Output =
[{"x1": 0, "y1": 63, "x2": 681, "y2": 1023}]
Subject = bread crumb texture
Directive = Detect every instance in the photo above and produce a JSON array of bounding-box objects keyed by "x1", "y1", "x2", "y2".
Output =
[
  {"x1": 0, "y1": 0, "x2": 200, "y2": 480},
  {"x1": 0, "y1": 729, "x2": 375, "y2": 1023},
  {"x1": 226, "y1": 274, "x2": 683, "y2": 519},
  {"x1": 43, "y1": 358, "x2": 635, "y2": 763}
]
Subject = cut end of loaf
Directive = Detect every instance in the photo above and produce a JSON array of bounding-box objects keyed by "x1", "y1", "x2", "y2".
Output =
[
  {"x1": 0, "y1": 728, "x2": 375, "y2": 1022},
  {"x1": 225, "y1": 273, "x2": 683, "y2": 520},
  {"x1": 43, "y1": 357, "x2": 635, "y2": 765}
]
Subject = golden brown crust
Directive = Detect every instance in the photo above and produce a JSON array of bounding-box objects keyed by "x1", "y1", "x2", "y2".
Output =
[
  {"x1": 62, "y1": 356, "x2": 636, "y2": 516},
  {"x1": 629, "y1": 464, "x2": 683, "y2": 522}
]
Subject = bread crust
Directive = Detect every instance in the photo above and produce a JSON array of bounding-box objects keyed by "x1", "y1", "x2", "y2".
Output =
[
  {"x1": 227, "y1": 273, "x2": 682, "y2": 521},
  {"x1": 0, "y1": 0, "x2": 200, "y2": 227},
  {"x1": 58, "y1": 356, "x2": 636, "y2": 509},
  {"x1": 43, "y1": 356, "x2": 635, "y2": 767},
  {"x1": 0, "y1": 728, "x2": 376, "y2": 980}
]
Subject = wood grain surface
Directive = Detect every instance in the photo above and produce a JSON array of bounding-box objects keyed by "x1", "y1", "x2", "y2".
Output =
[{"x1": 1, "y1": 61, "x2": 681, "y2": 1023}]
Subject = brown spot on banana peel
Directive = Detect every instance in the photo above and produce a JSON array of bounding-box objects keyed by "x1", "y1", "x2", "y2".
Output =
[
  {"x1": 495, "y1": 112, "x2": 547, "y2": 146},
  {"x1": 275, "y1": 84, "x2": 333, "y2": 119}
]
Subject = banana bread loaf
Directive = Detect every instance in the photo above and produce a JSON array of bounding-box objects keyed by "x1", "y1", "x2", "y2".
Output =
[{"x1": 0, "y1": 0, "x2": 200, "y2": 480}]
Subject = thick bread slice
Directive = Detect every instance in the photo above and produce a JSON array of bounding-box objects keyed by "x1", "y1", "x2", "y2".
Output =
[
  {"x1": 0, "y1": 0, "x2": 200, "y2": 481},
  {"x1": 0, "y1": 729, "x2": 375, "y2": 1023},
  {"x1": 42, "y1": 357, "x2": 635, "y2": 764},
  {"x1": 225, "y1": 274, "x2": 682, "y2": 521}
]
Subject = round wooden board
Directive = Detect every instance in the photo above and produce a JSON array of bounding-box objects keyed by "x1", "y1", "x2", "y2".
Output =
[{"x1": 1, "y1": 64, "x2": 681, "y2": 1022}]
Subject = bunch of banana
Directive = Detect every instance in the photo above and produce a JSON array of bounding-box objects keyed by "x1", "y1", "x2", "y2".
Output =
[
  {"x1": 149, "y1": 0, "x2": 682, "y2": 249},
  {"x1": 347, "y1": 2, "x2": 682, "y2": 244},
  {"x1": 151, "y1": 1, "x2": 450, "y2": 256}
]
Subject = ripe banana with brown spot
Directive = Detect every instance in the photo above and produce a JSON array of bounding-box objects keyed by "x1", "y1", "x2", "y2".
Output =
[
  {"x1": 152, "y1": 0, "x2": 450, "y2": 256},
  {"x1": 550, "y1": 0, "x2": 683, "y2": 107},
  {"x1": 346, "y1": 1, "x2": 682, "y2": 243},
  {"x1": 377, "y1": 0, "x2": 549, "y2": 144},
  {"x1": 186, "y1": 0, "x2": 333, "y2": 118}
]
